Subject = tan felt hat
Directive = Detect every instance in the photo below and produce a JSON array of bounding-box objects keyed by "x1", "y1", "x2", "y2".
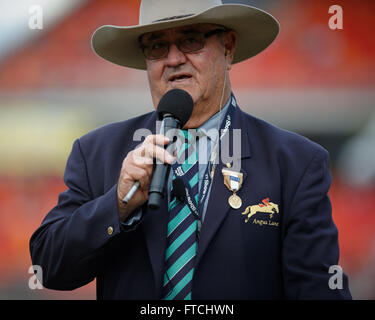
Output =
[{"x1": 91, "y1": 0, "x2": 280, "y2": 70}]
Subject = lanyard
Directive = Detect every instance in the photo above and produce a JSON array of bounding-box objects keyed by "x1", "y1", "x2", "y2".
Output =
[
  {"x1": 197, "y1": 94, "x2": 236, "y2": 215},
  {"x1": 170, "y1": 94, "x2": 237, "y2": 234}
]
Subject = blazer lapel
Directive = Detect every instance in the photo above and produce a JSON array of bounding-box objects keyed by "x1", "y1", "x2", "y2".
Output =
[{"x1": 195, "y1": 106, "x2": 252, "y2": 269}]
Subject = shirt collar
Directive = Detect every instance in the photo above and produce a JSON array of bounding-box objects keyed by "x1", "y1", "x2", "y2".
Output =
[{"x1": 197, "y1": 95, "x2": 233, "y2": 140}]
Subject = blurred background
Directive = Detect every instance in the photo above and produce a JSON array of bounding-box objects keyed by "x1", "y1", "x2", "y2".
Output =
[{"x1": 0, "y1": 0, "x2": 374, "y2": 299}]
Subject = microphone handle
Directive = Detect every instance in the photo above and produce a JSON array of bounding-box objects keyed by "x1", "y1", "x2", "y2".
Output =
[{"x1": 148, "y1": 116, "x2": 180, "y2": 210}]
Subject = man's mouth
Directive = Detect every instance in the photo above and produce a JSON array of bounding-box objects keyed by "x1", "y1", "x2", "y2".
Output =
[{"x1": 168, "y1": 73, "x2": 193, "y2": 83}]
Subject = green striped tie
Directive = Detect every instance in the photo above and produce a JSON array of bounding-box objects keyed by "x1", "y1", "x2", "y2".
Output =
[{"x1": 162, "y1": 129, "x2": 199, "y2": 300}]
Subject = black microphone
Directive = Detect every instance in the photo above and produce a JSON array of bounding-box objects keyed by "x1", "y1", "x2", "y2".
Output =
[{"x1": 148, "y1": 89, "x2": 194, "y2": 210}]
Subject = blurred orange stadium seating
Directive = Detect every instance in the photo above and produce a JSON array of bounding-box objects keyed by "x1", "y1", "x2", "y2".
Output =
[{"x1": 0, "y1": 0, "x2": 373, "y2": 90}]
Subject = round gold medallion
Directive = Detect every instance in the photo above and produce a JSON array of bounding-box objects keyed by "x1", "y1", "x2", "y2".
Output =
[{"x1": 228, "y1": 193, "x2": 242, "y2": 209}]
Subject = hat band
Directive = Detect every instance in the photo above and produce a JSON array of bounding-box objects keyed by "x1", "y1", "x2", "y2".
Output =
[{"x1": 153, "y1": 14, "x2": 194, "y2": 23}]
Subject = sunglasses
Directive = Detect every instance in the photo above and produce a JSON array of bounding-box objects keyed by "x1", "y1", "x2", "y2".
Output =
[{"x1": 140, "y1": 28, "x2": 227, "y2": 60}]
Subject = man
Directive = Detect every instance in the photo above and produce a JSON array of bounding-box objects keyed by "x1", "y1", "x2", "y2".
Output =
[{"x1": 30, "y1": 0, "x2": 352, "y2": 299}]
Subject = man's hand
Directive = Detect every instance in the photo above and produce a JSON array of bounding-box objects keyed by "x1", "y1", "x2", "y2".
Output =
[{"x1": 117, "y1": 134, "x2": 175, "y2": 222}]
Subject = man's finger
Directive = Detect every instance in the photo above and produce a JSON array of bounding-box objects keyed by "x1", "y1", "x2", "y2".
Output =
[
  {"x1": 144, "y1": 134, "x2": 170, "y2": 146},
  {"x1": 144, "y1": 143, "x2": 175, "y2": 164}
]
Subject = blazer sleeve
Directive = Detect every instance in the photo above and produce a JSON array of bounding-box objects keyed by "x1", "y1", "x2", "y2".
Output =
[
  {"x1": 282, "y1": 148, "x2": 352, "y2": 299},
  {"x1": 29, "y1": 139, "x2": 138, "y2": 290}
]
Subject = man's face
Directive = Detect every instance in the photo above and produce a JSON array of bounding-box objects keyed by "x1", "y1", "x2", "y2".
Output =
[{"x1": 140, "y1": 23, "x2": 236, "y2": 128}]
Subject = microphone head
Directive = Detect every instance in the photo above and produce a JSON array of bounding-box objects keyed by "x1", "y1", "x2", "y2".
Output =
[{"x1": 156, "y1": 89, "x2": 194, "y2": 127}]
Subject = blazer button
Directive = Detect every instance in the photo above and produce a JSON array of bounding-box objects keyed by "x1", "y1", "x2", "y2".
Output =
[{"x1": 107, "y1": 226, "x2": 114, "y2": 235}]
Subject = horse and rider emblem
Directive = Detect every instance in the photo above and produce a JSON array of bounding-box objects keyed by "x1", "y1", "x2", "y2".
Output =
[{"x1": 241, "y1": 198, "x2": 279, "y2": 223}]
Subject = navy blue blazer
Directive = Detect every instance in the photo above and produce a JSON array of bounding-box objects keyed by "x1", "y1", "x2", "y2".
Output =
[{"x1": 29, "y1": 105, "x2": 351, "y2": 299}]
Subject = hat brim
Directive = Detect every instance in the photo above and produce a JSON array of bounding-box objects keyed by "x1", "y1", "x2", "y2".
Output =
[{"x1": 91, "y1": 4, "x2": 280, "y2": 70}]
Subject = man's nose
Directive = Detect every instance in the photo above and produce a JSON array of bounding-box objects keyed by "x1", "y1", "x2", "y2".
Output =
[{"x1": 165, "y1": 43, "x2": 187, "y2": 67}]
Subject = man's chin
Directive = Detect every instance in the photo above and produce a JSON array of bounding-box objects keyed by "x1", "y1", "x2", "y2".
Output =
[{"x1": 167, "y1": 82, "x2": 194, "y2": 96}]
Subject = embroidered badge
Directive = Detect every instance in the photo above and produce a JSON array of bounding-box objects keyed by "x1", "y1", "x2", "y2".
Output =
[{"x1": 241, "y1": 198, "x2": 279, "y2": 223}]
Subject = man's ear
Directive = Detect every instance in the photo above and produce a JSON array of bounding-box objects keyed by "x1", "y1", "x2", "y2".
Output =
[{"x1": 224, "y1": 30, "x2": 237, "y2": 70}]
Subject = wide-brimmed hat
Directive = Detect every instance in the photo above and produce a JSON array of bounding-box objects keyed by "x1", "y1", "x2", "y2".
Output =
[{"x1": 91, "y1": 0, "x2": 279, "y2": 70}]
